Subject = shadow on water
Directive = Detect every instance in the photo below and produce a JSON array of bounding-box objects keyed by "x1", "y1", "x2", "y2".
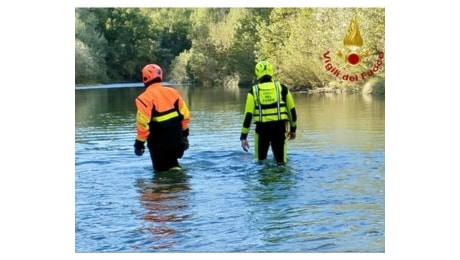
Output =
[{"x1": 134, "y1": 170, "x2": 191, "y2": 251}]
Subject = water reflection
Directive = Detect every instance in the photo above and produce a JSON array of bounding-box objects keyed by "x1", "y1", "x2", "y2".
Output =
[
  {"x1": 186, "y1": 86, "x2": 243, "y2": 111},
  {"x1": 256, "y1": 163, "x2": 292, "y2": 185},
  {"x1": 255, "y1": 172, "x2": 294, "y2": 205},
  {"x1": 75, "y1": 87, "x2": 144, "y2": 124},
  {"x1": 240, "y1": 163, "x2": 303, "y2": 250},
  {"x1": 75, "y1": 86, "x2": 384, "y2": 252},
  {"x1": 135, "y1": 171, "x2": 191, "y2": 250}
]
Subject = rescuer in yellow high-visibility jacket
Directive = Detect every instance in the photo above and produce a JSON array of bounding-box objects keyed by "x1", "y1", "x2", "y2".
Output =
[
  {"x1": 240, "y1": 61, "x2": 297, "y2": 165},
  {"x1": 134, "y1": 63, "x2": 191, "y2": 172}
]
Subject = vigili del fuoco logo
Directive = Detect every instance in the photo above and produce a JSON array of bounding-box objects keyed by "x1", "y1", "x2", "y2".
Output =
[{"x1": 323, "y1": 15, "x2": 384, "y2": 81}]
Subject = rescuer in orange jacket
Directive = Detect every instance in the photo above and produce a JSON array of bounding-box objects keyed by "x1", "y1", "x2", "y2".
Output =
[{"x1": 134, "y1": 63, "x2": 191, "y2": 172}]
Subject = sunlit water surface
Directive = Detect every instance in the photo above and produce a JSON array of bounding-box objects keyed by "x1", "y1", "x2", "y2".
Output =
[{"x1": 75, "y1": 85, "x2": 384, "y2": 252}]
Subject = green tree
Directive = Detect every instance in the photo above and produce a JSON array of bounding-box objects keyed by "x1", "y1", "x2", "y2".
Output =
[
  {"x1": 75, "y1": 7, "x2": 384, "y2": 90},
  {"x1": 255, "y1": 7, "x2": 385, "y2": 90},
  {"x1": 75, "y1": 8, "x2": 109, "y2": 84},
  {"x1": 181, "y1": 8, "x2": 272, "y2": 87},
  {"x1": 89, "y1": 8, "x2": 155, "y2": 82},
  {"x1": 184, "y1": 8, "x2": 224, "y2": 86},
  {"x1": 77, "y1": 8, "x2": 194, "y2": 84},
  {"x1": 228, "y1": 8, "x2": 272, "y2": 86},
  {"x1": 142, "y1": 8, "x2": 193, "y2": 80}
]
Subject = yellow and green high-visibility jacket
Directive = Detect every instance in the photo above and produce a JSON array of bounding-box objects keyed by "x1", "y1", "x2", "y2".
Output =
[{"x1": 240, "y1": 80, "x2": 297, "y2": 140}]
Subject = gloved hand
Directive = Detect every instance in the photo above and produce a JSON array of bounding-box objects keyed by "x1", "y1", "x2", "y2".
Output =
[
  {"x1": 134, "y1": 140, "x2": 145, "y2": 156},
  {"x1": 182, "y1": 136, "x2": 189, "y2": 151},
  {"x1": 182, "y1": 129, "x2": 189, "y2": 151}
]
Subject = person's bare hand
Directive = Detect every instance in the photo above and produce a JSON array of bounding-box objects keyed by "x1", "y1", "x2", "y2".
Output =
[
  {"x1": 241, "y1": 139, "x2": 249, "y2": 152},
  {"x1": 287, "y1": 132, "x2": 296, "y2": 140}
]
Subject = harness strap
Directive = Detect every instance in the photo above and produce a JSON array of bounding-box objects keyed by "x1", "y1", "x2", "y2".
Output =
[
  {"x1": 274, "y1": 81, "x2": 281, "y2": 120},
  {"x1": 254, "y1": 84, "x2": 262, "y2": 121}
]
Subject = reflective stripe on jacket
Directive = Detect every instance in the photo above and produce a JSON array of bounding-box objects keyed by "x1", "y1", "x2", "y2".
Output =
[
  {"x1": 252, "y1": 81, "x2": 288, "y2": 123},
  {"x1": 241, "y1": 80, "x2": 296, "y2": 137},
  {"x1": 135, "y1": 83, "x2": 190, "y2": 143}
]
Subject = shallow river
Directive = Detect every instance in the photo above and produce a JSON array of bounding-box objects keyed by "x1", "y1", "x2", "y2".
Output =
[{"x1": 75, "y1": 85, "x2": 385, "y2": 252}]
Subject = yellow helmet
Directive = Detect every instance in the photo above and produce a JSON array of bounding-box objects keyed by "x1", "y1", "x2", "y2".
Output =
[{"x1": 254, "y1": 61, "x2": 274, "y2": 80}]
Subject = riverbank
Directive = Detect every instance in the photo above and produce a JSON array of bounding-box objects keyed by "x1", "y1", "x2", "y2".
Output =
[
  {"x1": 290, "y1": 76, "x2": 385, "y2": 96},
  {"x1": 76, "y1": 77, "x2": 385, "y2": 96}
]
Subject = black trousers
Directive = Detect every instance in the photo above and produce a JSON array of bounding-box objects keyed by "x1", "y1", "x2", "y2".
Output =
[
  {"x1": 254, "y1": 121, "x2": 288, "y2": 164},
  {"x1": 148, "y1": 144, "x2": 184, "y2": 172}
]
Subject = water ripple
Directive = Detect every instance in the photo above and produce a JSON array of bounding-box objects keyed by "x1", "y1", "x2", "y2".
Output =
[{"x1": 75, "y1": 90, "x2": 385, "y2": 252}]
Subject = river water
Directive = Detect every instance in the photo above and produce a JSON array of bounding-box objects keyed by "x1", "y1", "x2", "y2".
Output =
[{"x1": 75, "y1": 84, "x2": 385, "y2": 253}]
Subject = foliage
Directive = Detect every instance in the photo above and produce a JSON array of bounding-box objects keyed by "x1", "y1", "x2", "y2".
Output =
[
  {"x1": 75, "y1": 9, "x2": 109, "y2": 84},
  {"x1": 256, "y1": 8, "x2": 385, "y2": 89},
  {"x1": 75, "y1": 7, "x2": 385, "y2": 91},
  {"x1": 75, "y1": 8, "x2": 192, "y2": 84}
]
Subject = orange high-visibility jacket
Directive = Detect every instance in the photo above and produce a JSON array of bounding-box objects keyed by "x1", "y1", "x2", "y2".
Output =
[{"x1": 135, "y1": 83, "x2": 190, "y2": 143}]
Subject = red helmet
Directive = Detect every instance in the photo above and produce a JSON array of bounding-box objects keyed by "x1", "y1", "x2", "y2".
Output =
[{"x1": 141, "y1": 64, "x2": 163, "y2": 83}]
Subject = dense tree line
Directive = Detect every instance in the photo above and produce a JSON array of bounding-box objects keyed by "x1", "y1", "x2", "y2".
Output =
[{"x1": 75, "y1": 7, "x2": 384, "y2": 90}]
